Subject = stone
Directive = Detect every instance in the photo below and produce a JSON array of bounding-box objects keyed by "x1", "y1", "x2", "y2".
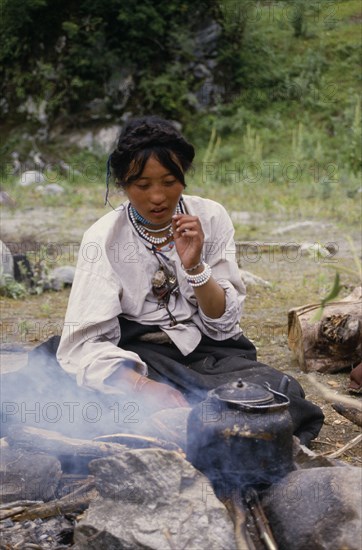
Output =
[
  {"x1": 75, "y1": 449, "x2": 235, "y2": 549},
  {"x1": 262, "y1": 467, "x2": 362, "y2": 550},
  {"x1": 49, "y1": 266, "x2": 76, "y2": 290},
  {"x1": 106, "y1": 69, "x2": 134, "y2": 111},
  {"x1": 0, "y1": 240, "x2": 14, "y2": 277},
  {"x1": 18, "y1": 170, "x2": 45, "y2": 186},
  {"x1": 300, "y1": 242, "x2": 331, "y2": 258},
  {"x1": 239, "y1": 269, "x2": 271, "y2": 288},
  {"x1": 67, "y1": 131, "x2": 94, "y2": 150},
  {"x1": 17, "y1": 97, "x2": 48, "y2": 124},
  {"x1": 193, "y1": 63, "x2": 212, "y2": 79},
  {"x1": 194, "y1": 21, "x2": 222, "y2": 59},
  {"x1": 36, "y1": 183, "x2": 65, "y2": 196},
  {"x1": 93, "y1": 126, "x2": 121, "y2": 153},
  {"x1": 0, "y1": 448, "x2": 62, "y2": 503}
]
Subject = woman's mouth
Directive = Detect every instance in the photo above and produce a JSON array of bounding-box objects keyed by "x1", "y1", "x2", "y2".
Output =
[{"x1": 150, "y1": 207, "x2": 168, "y2": 217}]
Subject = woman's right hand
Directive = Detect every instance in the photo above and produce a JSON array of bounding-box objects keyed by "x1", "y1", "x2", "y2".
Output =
[{"x1": 135, "y1": 377, "x2": 189, "y2": 411}]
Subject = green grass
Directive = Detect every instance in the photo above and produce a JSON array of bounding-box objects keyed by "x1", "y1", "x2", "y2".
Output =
[{"x1": 1, "y1": 1, "x2": 360, "y2": 231}]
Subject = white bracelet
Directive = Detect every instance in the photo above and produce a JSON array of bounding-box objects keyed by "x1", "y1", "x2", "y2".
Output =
[
  {"x1": 185, "y1": 262, "x2": 212, "y2": 287},
  {"x1": 183, "y1": 261, "x2": 207, "y2": 280},
  {"x1": 181, "y1": 258, "x2": 204, "y2": 273}
]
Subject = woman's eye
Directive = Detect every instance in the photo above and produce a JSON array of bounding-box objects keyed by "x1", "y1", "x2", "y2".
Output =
[{"x1": 165, "y1": 179, "x2": 176, "y2": 185}]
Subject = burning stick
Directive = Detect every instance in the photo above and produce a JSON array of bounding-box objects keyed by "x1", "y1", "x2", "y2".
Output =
[
  {"x1": 244, "y1": 488, "x2": 278, "y2": 550},
  {"x1": 224, "y1": 492, "x2": 256, "y2": 550}
]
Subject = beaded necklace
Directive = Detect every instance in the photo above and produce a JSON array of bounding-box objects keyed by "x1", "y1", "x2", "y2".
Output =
[{"x1": 128, "y1": 202, "x2": 182, "y2": 246}]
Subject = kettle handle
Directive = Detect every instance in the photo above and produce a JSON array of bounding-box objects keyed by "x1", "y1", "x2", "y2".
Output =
[
  {"x1": 264, "y1": 378, "x2": 291, "y2": 405},
  {"x1": 277, "y1": 375, "x2": 290, "y2": 395}
]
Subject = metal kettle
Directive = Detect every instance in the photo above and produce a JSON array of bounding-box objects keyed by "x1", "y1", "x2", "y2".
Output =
[{"x1": 186, "y1": 376, "x2": 295, "y2": 495}]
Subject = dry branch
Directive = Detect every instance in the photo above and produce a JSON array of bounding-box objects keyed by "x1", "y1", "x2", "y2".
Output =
[
  {"x1": 324, "y1": 434, "x2": 362, "y2": 459},
  {"x1": 6, "y1": 483, "x2": 97, "y2": 522},
  {"x1": 308, "y1": 375, "x2": 362, "y2": 411}
]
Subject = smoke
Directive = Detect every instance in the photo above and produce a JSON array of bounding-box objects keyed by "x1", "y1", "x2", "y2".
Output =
[{"x1": 1, "y1": 338, "x2": 172, "y2": 442}]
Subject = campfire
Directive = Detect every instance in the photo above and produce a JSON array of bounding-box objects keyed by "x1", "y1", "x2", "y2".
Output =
[{"x1": 1, "y1": 397, "x2": 361, "y2": 550}]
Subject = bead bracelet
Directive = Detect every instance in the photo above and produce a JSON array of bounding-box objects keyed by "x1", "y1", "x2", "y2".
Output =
[
  {"x1": 181, "y1": 257, "x2": 204, "y2": 273},
  {"x1": 184, "y1": 262, "x2": 212, "y2": 287}
]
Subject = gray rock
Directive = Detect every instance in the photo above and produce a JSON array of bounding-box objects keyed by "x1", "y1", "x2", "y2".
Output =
[
  {"x1": 50, "y1": 266, "x2": 76, "y2": 290},
  {"x1": 36, "y1": 184, "x2": 65, "y2": 196},
  {"x1": 239, "y1": 269, "x2": 271, "y2": 288},
  {"x1": 194, "y1": 21, "x2": 222, "y2": 58},
  {"x1": 68, "y1": 131, "x2": 94, "y2": 150},
  {"x1": 75, "y1": 449, "x2": 235, "y2": 549},
  {"x1": 300, "y1": 242, "x2": 331, "y2": 258},
  {"x1": 193, "y1": 63, "x2": 212, "y2": 79},
  {"x1": 0, "y1": 448, "x2": 62, "y2": 503},
  {"x1": 18, "y1": 170, "x2": 45, "y2": 186},
  {"x1": 93, "y1": 125, "x2": 121, "y2": 153},
  {"x1": 0, "y1": 240, "x2": 14, "y2": 278},
  {"x1": 17, "y1": 97, "x2": 48, "y2": 124},
  {"x1": 262, "y1": 467, "x2": 362, "y2": 550}
]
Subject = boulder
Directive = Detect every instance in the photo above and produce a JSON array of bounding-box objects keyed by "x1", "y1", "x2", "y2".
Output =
[
  {"x1": 0, "y1": 448, "x2": 62, "y2": 503},
  {"x1": 262, "y1": 467, "x2": 362, "y2": 550},
  {"x1": 75, "y1": 449, "x2": 235, "y2": 549},
  {"x1": 49, "y1": 266, "x2": 76, "y2": 290}
]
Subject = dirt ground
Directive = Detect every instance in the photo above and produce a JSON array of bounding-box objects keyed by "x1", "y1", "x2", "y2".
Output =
[{"x1": 1, "y1": 205, "x2": 361, "y2": 465}]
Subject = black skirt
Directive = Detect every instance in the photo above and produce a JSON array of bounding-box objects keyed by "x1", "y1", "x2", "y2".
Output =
[
  {"x1": 1, "y1": 321, "x2": 324, "y2": 446},
  {"x1": 117, "y1": 318, "x2": 324, "y2": 446}
]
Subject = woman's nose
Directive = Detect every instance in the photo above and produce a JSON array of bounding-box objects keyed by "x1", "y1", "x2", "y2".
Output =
[{"x1": 149, "y1": 188, "x2": 166, "y2": 204}]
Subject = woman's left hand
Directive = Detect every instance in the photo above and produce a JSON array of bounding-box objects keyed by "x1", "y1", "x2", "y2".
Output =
[{"x1": 172, "y1": 214, "x2": 204, "y2": 269}]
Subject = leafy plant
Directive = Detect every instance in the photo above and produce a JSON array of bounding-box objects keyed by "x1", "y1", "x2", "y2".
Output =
[{"x1": 0, "y1": 271, "x2": 27, "y2": 299}]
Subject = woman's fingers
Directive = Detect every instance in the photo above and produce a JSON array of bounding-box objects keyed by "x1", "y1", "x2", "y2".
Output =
[{"x1": 172, "y1": 214, "x2": 203, "y2": 237}]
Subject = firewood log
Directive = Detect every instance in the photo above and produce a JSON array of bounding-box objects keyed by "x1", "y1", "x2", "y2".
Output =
[
  {"x1": 6, "y1": 487, "x2": 98, "y2": 522},
  {"x1": 332, "y1": 403, "x2": 362, "y2": 427},
  {"x1": 6, "y1": 425, "x2": 126, "y2": 460},
  {"x1": 288, "y1": 286, "x2": 362, "y2": 372}
]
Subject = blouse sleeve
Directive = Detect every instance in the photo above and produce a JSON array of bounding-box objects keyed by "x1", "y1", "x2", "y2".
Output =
[
  {"x1": 194, "y1": 205, "x2": 246, "y2": 339},
  {"x1": 56, "y1": 233, "x2": 148, "y2": 395}
]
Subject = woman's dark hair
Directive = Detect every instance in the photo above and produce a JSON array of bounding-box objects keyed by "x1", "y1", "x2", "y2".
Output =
[{"x1": 109, "y1": 116, "x2": 195, "y2": 188}]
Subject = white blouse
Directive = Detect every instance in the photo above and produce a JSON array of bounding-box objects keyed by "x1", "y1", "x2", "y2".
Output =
[{"x1": 57, "y1": 195, "x2": 246, "y2": 394}]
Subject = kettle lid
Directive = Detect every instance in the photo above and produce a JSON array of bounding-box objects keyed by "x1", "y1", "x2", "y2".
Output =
[{"x1": 211, "y1": 378, "x2": 275, "y2": 406}]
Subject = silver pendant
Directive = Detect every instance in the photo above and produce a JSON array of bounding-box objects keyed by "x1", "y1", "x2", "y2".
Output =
[{"x1": 152, "y1": 268, "x2": 167, "y2": 289}]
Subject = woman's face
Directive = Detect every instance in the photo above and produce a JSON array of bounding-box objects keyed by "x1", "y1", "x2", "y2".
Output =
[{"x1": 124, "y1": 155, "x2": 184, "y2": 226}]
